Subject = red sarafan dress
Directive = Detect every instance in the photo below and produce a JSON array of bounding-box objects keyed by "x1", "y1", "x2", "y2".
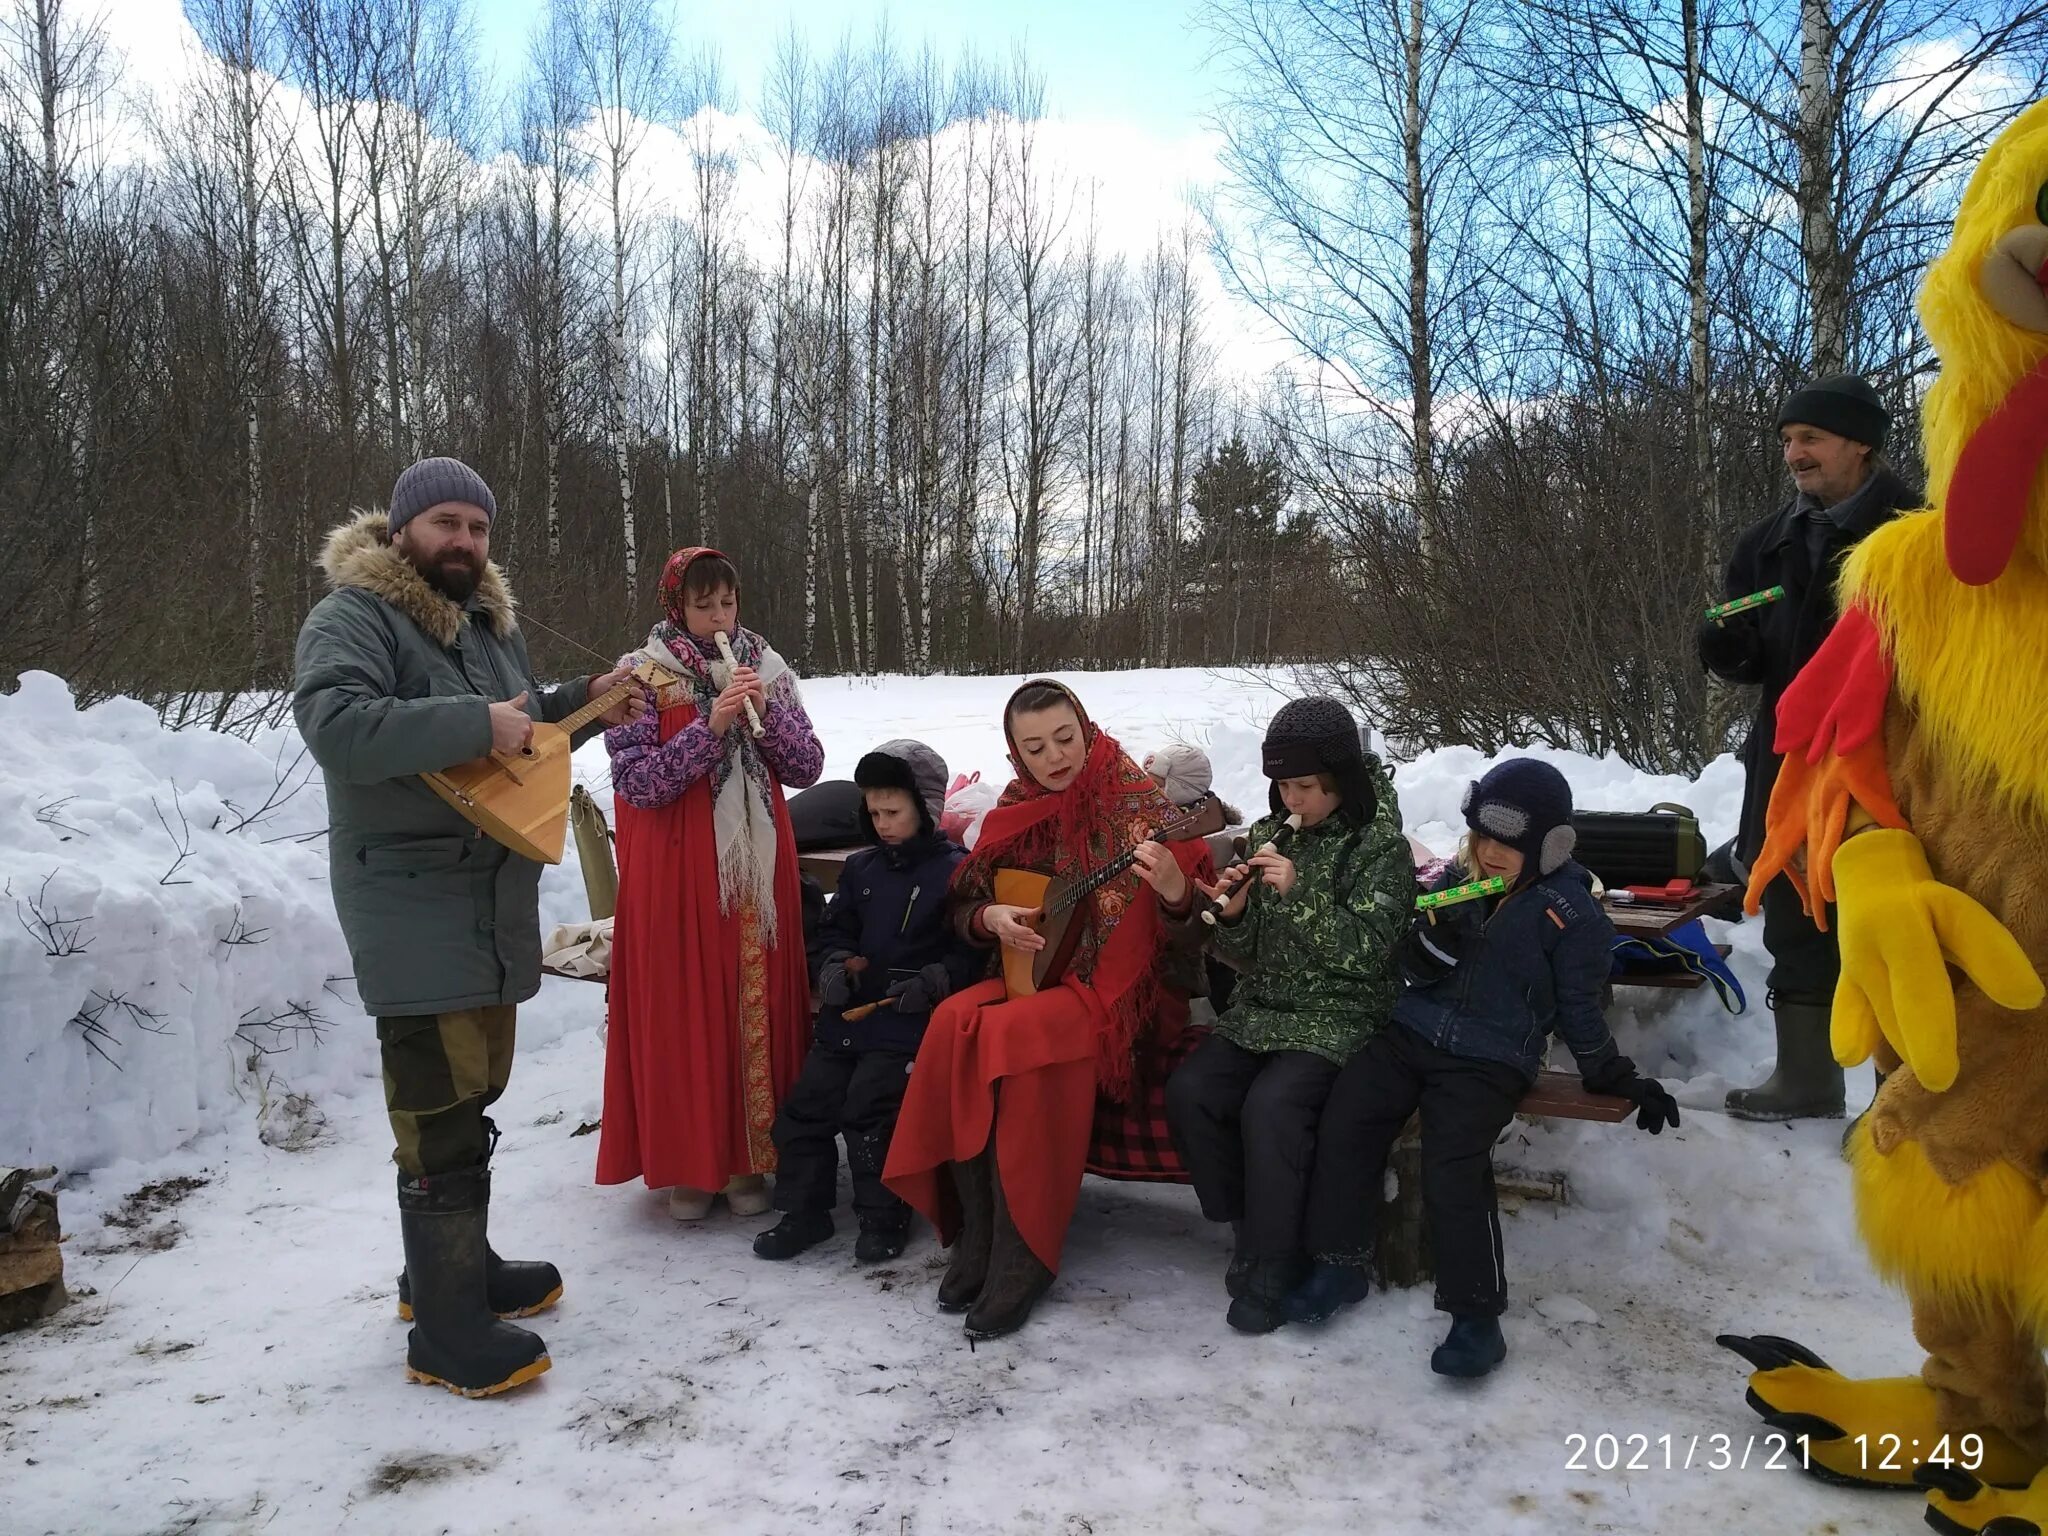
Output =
[
  {"x1": 595, "y1": 549, "x2": 823, "y2": 1194},
  {"x1": 883, "y1": 699, "x2": 1206, "y2": 1272}
]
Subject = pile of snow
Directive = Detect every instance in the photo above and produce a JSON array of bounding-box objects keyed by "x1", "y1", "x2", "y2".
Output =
[{"x1": 0, "y1": 673, "x2": 363, "y2": 1171}]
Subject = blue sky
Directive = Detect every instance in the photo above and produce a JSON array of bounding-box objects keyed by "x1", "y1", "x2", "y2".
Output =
[{"x1": 470, "y1": 0, "x2": 1218, "y2": 138}]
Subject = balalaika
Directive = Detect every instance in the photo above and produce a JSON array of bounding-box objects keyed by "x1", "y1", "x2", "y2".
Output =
[{"x1": 421, "y1": 658, "x2": 678, "y2": 864}]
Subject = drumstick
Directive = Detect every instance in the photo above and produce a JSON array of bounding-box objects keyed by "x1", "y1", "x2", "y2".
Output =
[{"x1": 715, "y1": 629, "x2": 765, "y2": 738}]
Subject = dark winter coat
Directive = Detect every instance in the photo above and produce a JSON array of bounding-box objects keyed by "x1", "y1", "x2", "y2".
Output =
[
  {"x1": 1697, "y1": 466, "x2": 1915, "y2": 862},
  {"x1": 1392, "y1": 861, "x2": 1622, "y2": 1083},
  {"x1": 292, "y1": 512, "x2": 598, "y2": 1018},
  {"x1": 814, "y1": 829, "x2": 983, "y2": 1055},
  {"x1": 1190, "y1": 759, "x2": 1414, "y2": 1064}
]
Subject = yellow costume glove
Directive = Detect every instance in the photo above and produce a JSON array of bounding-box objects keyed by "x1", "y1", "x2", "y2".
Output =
[{"x1": 1830, "y1": 828, "x2": 2044, "y2": 1091}]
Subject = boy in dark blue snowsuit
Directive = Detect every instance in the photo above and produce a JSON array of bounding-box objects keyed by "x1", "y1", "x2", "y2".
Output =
[
  {"x1": 1286, "y1": 759, "x2": 1682, "y2": 1376},
  {"x1": 755, "y1": 740, "x2": 983, "y2": 1264}
]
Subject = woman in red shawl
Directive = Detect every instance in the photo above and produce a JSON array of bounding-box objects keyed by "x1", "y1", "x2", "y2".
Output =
[
  {"x1": 596, "y1": 548, "x2": 824, "y2": 1219},
  {"x1": 883, "y1": 680, "x2": 1209, "y2": 1338}
]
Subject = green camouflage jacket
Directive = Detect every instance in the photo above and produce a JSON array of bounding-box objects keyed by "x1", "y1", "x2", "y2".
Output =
[{"x1": 1192, "y1": 771, "x2": 1414, "y2": 1063}]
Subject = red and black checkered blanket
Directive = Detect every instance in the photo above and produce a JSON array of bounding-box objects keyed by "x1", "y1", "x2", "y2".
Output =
[{"x1": 1083, "y1": 1023, "x2": 1208, "y2": 1183}]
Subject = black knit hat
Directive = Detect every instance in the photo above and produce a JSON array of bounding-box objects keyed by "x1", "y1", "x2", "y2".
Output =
[
  {"x1": 1462, "y1": 759, "x2": 1576, "y2": 878},
  {"x1": 388, "y1": 457, "x2": 497, "y2": 536},
  {"x1": 1262, "y1": 696, "x2": 1377, "y2": 823},
  {"x1": 1776, "y1": 374, "x2": 1890, "y2": 451}
]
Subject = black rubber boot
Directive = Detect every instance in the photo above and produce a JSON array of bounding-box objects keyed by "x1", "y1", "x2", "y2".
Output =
[
  {"x1": 964, "y1": 1161, "x2": 1054, "y2": 1340},
  {"x1": 397, "y1": 1248, "x2": 562, "y2": 1321},
  {"x1": 1726, "y1": 998, "x2": 1845, "y2": 1121},
  {"x1": 1226, "y1": 1255, "x2": 1302, "y2": 1335},
  {"x1": 1224, "y1": 1220, "x2": 1254, "y2": 1300},
  {"x1": 397, "y1": 1165, "x2": 550, "y2": 1397},
  {"x1": 1430, "y1": 1313, "x2": 1507, "y2": 1378},
  {"x1": 396, "y1": 1120, "x2": 561, "y2": 1320},
  {"x1": 937, "y1": 1148, "x2": 996, "y2": 1313},
  {"x1": 753, "y1": 1210, "x2": 835, "y2": 1260},
  {"x1": 855, "y1": 1214, "x2": 910, "y2": 1264}
]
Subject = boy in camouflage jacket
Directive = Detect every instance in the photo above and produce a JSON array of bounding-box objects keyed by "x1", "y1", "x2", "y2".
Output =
[{"x1": 1149, "y1": 698, "x2": 1414, "y2": 1333}]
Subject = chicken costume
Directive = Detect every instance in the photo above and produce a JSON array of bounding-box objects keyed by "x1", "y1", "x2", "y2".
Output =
[{"x1": 1720, "y1": 97, "x2": 2048, "y2": 1535}]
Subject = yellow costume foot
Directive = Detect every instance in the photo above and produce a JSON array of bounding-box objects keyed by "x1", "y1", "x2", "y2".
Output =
[
  {"x1": 1920, "y1": 1463, "x2": 2048, "y2": 1534},
  {"x1": 1719, "y1": 1334, "x2": 2043, "y2": 1491}
]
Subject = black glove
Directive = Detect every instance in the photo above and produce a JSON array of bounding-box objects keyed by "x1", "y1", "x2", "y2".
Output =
[
  {"x1": 1696, "y1": 612, "x2": 1762, "y2": 678},
  {"x1": 1583, "y1": 1056, "x2": 1681, "y2": 1135},
  {"x1": 1398, "y1": 911, "x2": 1471, "y2": 986},
  {"x1": 817, "y1": 956, "x2": 855, "y2": 1008},
  {"x1": 886, "y1": 962, "x2": 955, "y2": 1015}
]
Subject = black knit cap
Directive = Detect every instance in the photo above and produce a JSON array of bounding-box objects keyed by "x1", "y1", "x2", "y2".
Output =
[
  {"x1": 1776, "y1": 374, "x2": 1890, "y2": 451},
  {"x1": 1262, "y1": 696, "x2": 1377, "y2": 823},
  {"x1": 388, "y1": 456, "x2": 498, "y2": 536},
  {"x1": 1463, "y1": 758, "x2": 1576, "y2": 878}
]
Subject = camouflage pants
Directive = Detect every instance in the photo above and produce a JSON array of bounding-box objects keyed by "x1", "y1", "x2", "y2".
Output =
[{"x1": 376, "y1": 1006, "x2": 516, "y2": 1177}]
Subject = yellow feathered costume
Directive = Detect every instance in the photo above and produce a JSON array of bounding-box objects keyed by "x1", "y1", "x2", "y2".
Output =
[{"x1": 1720, "y1": 97, "x2": 2048, "y2": 1534}]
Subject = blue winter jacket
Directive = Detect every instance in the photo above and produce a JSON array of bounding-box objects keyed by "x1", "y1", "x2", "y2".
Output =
[
  {"x1": 814, "y1": 831, "x2": 983, "y2": 1055},
  {"x1": 1392, "y1": 861, "x2": 1622, "y2": 1083}
]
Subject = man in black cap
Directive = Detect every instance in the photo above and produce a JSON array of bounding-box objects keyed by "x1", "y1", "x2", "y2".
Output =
[{"x1": 1699, "y1": 375, "x2": 1917, "y2": 1121}]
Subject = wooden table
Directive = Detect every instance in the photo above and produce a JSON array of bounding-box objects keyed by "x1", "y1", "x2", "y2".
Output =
[
  {"x1": 1604, "y1": 883, "x2": 1739, "y2": 991},
  {"x1": 1603, "y1": 883, "x2": 1741, "y2": 937},
  {"x1": 798, "y1": 845, "x2": 861, "y2": 893}
]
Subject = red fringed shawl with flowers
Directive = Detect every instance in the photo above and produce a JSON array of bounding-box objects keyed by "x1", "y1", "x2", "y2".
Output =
[
  {"x1": 883, "y1": 697, "x2": 1206, "y2": 1271},
  {"x1": 951, "y1": 723, "x2": 1185, "y2": 1102}
]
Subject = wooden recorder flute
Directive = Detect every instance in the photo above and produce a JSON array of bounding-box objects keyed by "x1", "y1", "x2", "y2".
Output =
[
  {"x1": 714, "y1": 629, "x2": 765, "y2": 738},
  {"x1": 1200, "y1": 813, "x2": 1305, "y2": 926}
]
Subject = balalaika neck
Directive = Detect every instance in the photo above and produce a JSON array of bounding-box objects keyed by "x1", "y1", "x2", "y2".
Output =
[
  {"x1": 1048, "y1": 807, "x2": 1198, "y2": 917},
  {"x1": 553, "y1": 680, "x2": 634, "y2": 740}
]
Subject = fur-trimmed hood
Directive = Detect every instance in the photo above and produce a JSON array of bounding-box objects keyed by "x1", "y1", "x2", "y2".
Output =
[{"x1": 318, "y1": 510, "x2": 517, "y2": 648}]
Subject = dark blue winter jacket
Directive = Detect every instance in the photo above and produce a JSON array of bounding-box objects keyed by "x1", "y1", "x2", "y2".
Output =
[
  {"x1": 814, "y1": 830, "x2": 983, "y2": 1055},
  {"x1": 1392, "y1": 861, "x2": 1622, "y2": 1083}
]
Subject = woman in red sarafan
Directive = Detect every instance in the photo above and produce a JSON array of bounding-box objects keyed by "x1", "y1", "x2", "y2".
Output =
[
  {"x1": 883, "y1": 678, "x2": 1208, "y2": 1339},
  {"x1": 596, "y1": 547, "x2": 824, "y2": 1219}
]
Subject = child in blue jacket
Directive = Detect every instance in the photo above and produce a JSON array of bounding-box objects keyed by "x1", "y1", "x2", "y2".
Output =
[
  {"x1": 1286, "y1": 759, "x2": 1681, "y2": 1377},
  {"x1": 755, "y1": 740, "x2": 983, "y2": 1264}
]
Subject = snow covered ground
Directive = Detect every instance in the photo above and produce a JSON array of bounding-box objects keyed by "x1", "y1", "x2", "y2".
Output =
[{"x1": 1, "y1": 666, "x2": 1917, "y2": 1534}]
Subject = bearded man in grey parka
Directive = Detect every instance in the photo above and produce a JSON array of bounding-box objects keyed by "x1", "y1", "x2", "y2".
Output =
[{"x1": 293, "y1": 456, "x2": 644, "y2": 1398}]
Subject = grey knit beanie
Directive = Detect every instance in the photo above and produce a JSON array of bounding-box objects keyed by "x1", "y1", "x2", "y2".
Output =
[
  {"x1": 388, "y1": 457, "x2": 497, "y2": 536},
  {"x1": 1144, "y1": 743, "x2": 1214, "y2": 806}
]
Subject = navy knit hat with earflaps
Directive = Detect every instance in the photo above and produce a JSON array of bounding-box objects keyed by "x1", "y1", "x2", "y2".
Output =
[{"x1": 1463, "y1": 759, "x2": 1576, "y2": 878}]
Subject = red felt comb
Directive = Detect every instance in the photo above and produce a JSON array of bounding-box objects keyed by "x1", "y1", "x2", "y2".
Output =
[{"x1": 1946, "y1": 354, "x2": 2048, "y2": 585}]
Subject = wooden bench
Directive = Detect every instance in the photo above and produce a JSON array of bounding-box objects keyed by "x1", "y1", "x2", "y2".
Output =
[{"x1": 1605, "y1": 884, "x2": 1740, "y2": 992}]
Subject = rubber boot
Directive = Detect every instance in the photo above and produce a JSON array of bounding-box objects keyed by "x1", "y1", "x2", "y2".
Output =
[
  {"x1": 753, "y1": 1210, "x2": 834, "y2": 1260},
  {"x1": 1283, "y1": 1261, "x2": 1372, "y2": 1325},
  {"x1": 1725, "y1": 997, "x2": 1844, "y2": 1121},
  {"x1": 397, "y1": 1164, "x2": 550, "y2": 1397},
  {"x1": 397, "y1": 1247, "x2": 562, "y2": 1322},
  {"x1": 1224, "y1": 1220, "x2": 1254, "y2": 1300},
  {"x1": 396, "y1": 1117, "x2": 561, "y2": 1320},
  {"x1": 1430, "y1": 1313, "x2": 1507, "y2": 1379},
  {"x1": 964, "y1": 1161, "x2": 1055, "y2": 1340},
  {"x1": 1226, "y1": 1255, "x2": 1303, "y2": 1335},
  {"x1": 937, "y1": 1148, "x2": 996, "y2": 1313}
]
